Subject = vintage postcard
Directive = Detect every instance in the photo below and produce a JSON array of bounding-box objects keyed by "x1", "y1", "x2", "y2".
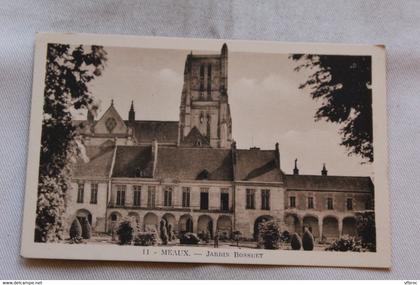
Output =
[{"x1": 21, "y1": 33, "x2": 390, "y2": 268}]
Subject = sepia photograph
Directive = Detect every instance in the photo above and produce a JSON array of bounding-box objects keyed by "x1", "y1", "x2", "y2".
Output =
[{"x1": 20, "y1": 33, "x2": 390, "y2": 267}]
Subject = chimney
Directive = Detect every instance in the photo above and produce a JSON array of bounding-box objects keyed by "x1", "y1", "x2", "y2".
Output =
[
  {"x1": 275, "y1": 142, "x2": 281, "y2": 170},
  {"x1": 293, "y1": 158, "x2": 299, "y2": 175},
  {"x1": 151, "y1": 139, "x2": 158, "y2": 177},
  {"x1": 87, "y1": 110, "x2": 94, "y2": 125},
  {"x1": 87, "y1": 110, "x2": 95, "y2": 134},
  {"x1": 231, "y1": 140, "x2": 237, "y2": 165},
  {"x1": 322, "y1": 163, "x2": 328, "y2": 176},
  {"x1": 129, "y1": 100, "x2": 135, "y2": 123}
]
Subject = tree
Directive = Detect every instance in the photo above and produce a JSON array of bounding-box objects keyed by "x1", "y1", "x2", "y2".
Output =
[
  {"x1": 356, "y1": 211, "x2": 376, "y2": 251},
  {"x1": 116, "y1": 219, "x2": 134, "y2": 245},
  {"x1": 291, "y1": 54, "x2": 373, "y2": 162},
  {"x1": 69, "y1": 218, "x2": 82, "y2": 239},
  {"x1": 35, "y1": 44, "x2": 107, "y2": 242},
  {"x1": 258, "y1": 220, "x2": 281, "y2": 249}
]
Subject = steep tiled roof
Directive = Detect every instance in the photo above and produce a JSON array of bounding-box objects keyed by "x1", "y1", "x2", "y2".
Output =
[
  {"x1": 126, "y1": 120, "x2": 178, "y2": 144},
  {"x1": 235, "y1": 149, "x2": 283, "y2": 182},
  {"x1": 285, "y1": 174, "x2": 373, "y2": 193},
  {"x1": 155, "y1": 147, "x2": 233, "y2": 181},
  {"x1": 74, "y1": 119, "x2": 179, "y2": 144},
  {"x1": 181, "y1": 127, "x2": 210, "y2": 147},
  {"x1": 112, "y1": 146, "x2": 154, "y2": 178},
  {"x1": 72, "y1": 144, "x2": 115, "y2": 178}
]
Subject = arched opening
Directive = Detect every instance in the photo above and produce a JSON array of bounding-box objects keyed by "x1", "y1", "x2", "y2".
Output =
[
  {"x1": 75, "y1": 209, "x2": 92, "y2": 238},
  {"x1": 107, "y1": 211, "x2": 122, "y2": 234},
  {"x1": 179, "y1": 214, "x2": 193, "y2": 234},
  {"x1": 128, "y1": 212, "x2": 140, "y2": 227},
  {"x1": 342, "y1": 216, "x2": 357, "y2": 237},
  {"x1": 143, "y1": 212, "x2": 159, "y2": 232},
  {"x1": 76, "y1": 209, "x2": 92, "y2": 225},
  {"x1": 302, "y1": 215, "x2": 319, "y2": 238},
  {"x1": 253, "y1": 215, "x2": 273, "y2": 241},
  {"x1": 322, "y1": 216, "x2": 339, "y2": 239},
  {"x1": 284, "y1": 213, "x2": 300, "y2": 235},
  {"x1": 162, "y1": 213, "x2": 177, "y2": 234},
  {"x1": 197, "y1": 215, "x2": 213, "y2": 239},
  {"x1": 216, "y1": 215, "x2": 232, "y2": 240}
]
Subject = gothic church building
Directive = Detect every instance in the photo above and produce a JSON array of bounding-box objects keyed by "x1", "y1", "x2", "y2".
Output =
[{"x1": 67, "y1": 44, "x2": 374, "y2": 242}]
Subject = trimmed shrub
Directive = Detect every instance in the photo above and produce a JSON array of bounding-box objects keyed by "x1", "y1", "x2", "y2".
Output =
[
  {"x1": 167, "y1": 224, "x2": 175, "y2": 241},
  {"x1": 258, "y1": 220, "x2": 281, "y2": 250},
  {"x1": 116, "y1": 219, "x2": 134, "y2": 245},
  {"x1": 81, "y1": 218, "x2": 91, "y2": 240},
  {"x1": 180, "y1": 232, "x2": 200, "y2": 245},
  {"x1": 290, "y1": 233, "x2": 302, "y2": 250},
  {"x1": 69, "y1": 218, "x2": 82, "y2": 239},
  {"x1": 302, "y1": 229, "x2": 314, "y2": 251},
  {"x1": 281, "y1": 230, "x2": 291, "y2": 243},
  {"x1": 325, "y1": 235, "x2": 362, "y2": 252},
  {"x1": 133, "y1": 232, "x2": 158, "y2": 246},
  {"x1": 159, "y1": 219, "x2": 168, "y2": 245}
]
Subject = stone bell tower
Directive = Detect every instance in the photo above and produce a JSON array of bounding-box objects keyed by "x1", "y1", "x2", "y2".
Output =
[{"x1": 178, "y1": 43, "x2": 232, "y2": 148}]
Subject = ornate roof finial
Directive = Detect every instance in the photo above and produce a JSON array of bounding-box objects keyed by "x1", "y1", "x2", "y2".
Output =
[
  {"x1": 111, "y1": 99, "x2": 114, "y2": 106},
  {"x1": 322, "y1": 163, "x2": 328, "y2": 176},
  {"x1": 293, "y1": 158, "x2": 299, "y2": 175}
]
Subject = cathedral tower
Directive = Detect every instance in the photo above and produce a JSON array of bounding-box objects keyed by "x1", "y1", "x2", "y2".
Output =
[{"x1": 178, "y1": 43, "x2": 232, "y2": 148}]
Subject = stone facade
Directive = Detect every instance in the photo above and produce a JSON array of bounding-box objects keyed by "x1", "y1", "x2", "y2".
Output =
[{"x1": 65, "y1": 43, "x2": 374, "y2": 241}]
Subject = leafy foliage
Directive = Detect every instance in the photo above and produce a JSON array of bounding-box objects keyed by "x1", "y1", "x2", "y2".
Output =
[
  {"x1": 291, "y1": 54, "x2": 373, "y2": 162},
  {"x1": 179, "y1": 233, "x2": 200, "y2": 245},
  {"x1": 35, "y1": 44, "x2": 107, "y2": 242},
  {"x1": 356, "y1": 211, "x2": 376, "y2": 251},
  {"x1": 133, "y1": 232, "x2": 158, "y2": 246},
  {"x1": 258, "y1": 220, "x2": 281, "y2": 250},
  {"x1": 325, "y1": 235, "x2": 362, "y2": 252},
  {"x1": 116, "y1": 219, "x2": 134, "y2": 245}
]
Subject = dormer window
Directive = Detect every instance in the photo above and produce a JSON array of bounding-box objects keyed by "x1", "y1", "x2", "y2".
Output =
[
  {"x1": 135, "y1": 168, "x2": 145, "y2": 177},
  {"x1": 197, "y1": 169, "x2": 209, "y2": 180}
]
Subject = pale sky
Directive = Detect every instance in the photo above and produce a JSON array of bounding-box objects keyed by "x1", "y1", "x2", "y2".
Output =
[{"x1": 73, "y1": 45, "x2": 373, "y2": 177}]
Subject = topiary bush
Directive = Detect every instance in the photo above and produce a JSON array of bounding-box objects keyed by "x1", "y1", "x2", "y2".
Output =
[
  {"x1": 180, "y1": 232, "x2": 200, "y2": 245},
  {"x1": 258, "y1": 220, "x2": 281, "y2": 250},
  {"x1": 81, "y1": 218, "x2": 91, "y2": 240},
  {"x1": 159, "y1": 219, "x2": 168, "y2": 245},
  {"x1": 116, "y1": 219, "x2": 134, "y2": 245},
  {"x1": 302, "y1": 229, "x2": 314, "y2": 251},
  {"x1": 290, "y1": 233, "x2": 302, "y2": 250},
  {"x1": 69, "y1": 218, "x2": 82, "y2": 239},
  {"x1": 167, "y1": 224, "x2": 175, "y2": 241},
  {"x1": 133, "y1": 232, "x2": 158, "y2": 246}
]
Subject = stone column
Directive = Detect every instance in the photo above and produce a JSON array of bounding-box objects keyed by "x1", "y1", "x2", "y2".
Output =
[
  {"x1": 318, "y1": 217, "x2": 323, "y2": 241},
  {"x1": 338, "y1": 217, "x2": 343, "y2": 237},
  {"x1": 192, "y1": 215, "x2": 199, "y2": 234}
]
